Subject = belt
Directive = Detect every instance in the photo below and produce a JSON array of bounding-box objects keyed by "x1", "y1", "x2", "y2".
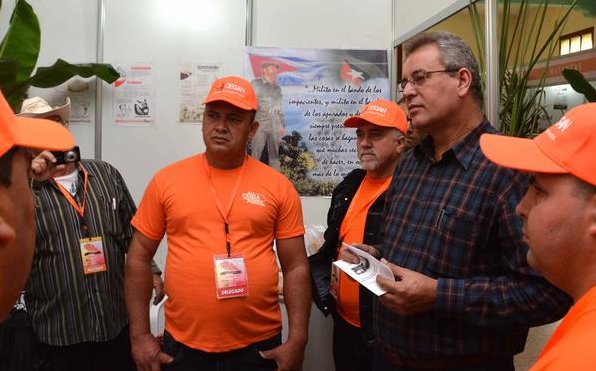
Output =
[{"x1": 381, "y1": 347, "x2": 508, "y2": 370}]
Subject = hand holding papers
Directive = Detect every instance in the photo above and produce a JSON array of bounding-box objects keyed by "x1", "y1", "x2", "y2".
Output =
[{"x1": 333, "y1": 243, "x2": 395, "y2": 296}]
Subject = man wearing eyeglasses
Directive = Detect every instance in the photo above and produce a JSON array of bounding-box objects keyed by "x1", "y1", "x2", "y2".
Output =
[{"x1": 341, "y1": 31, "x2": 570, "y2": 370}]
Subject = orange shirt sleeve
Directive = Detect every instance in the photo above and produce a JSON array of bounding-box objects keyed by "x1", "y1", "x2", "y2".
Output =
[
  {"x1": 131, "y1": 174, "x2": 167, "y2": 241},
  {"x1": 273, "y1": 176, "x2": 305, "y2": 240}
]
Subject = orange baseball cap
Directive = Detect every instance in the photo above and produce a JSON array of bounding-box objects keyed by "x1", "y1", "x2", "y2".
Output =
[
  {"x1": 343, "y1": 99, "x2": 408, "y2": 134},
  {"x1": 480, "y1": 102, "x2": 596, "y2": 186},
  {"x1": 203, "y1": 76, "x2": 258, "y2": 111},
  {"x1": 0, "y1": 91, "x2": 75, "y2": 158}
]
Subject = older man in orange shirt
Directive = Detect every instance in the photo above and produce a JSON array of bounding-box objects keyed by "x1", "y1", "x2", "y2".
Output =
[{"x1": 310, "y1": 98, "x2": 408, "y2": 371}]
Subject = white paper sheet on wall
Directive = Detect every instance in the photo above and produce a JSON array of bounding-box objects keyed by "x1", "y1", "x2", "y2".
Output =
[
  {"x1": 179, "y1": 63, "x2": 222, "y2": 125},
  {"x1": 113, "y1": 63, "x2": 155, "y2": 126}
]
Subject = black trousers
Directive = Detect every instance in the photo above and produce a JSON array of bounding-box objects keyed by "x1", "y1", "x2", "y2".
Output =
[
  {"x1": 372, "y1": 346, "x2": 515, "y2": 371},
  {"x1": 0, "y1": 308, "x2": 38, "y2": 371},
  {"x1": 333, "y1": 313, "x2": 374, "y2": 371},
  {"x1": 37, "y1": 325, "x2": 136, "y2": 371},
  {"x1": 161, "y1": 331, "x2": 280, "y2": 371}
]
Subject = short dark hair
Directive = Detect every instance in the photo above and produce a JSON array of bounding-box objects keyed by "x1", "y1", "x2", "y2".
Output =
[
  {"x1": 572, "y1": 177, "x2": 596, "y2": 200},
  {"x1": 403, "y1": 31, "x2": 484, "y2": 107},
  {"x1": 0, "y1": 147, "x2": 18, "y2": 187}
]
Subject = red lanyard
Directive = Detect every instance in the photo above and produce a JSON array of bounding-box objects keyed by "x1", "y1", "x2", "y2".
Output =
[
  {"x1": 54, "y1": 166, "x2": 88, "y2": 218},
  {"x1": 202, "y1": 154, "x2": 246, "y2": 257},
  {"x1": 53, "y1": 166, "x2": 90, "y2": 236}
]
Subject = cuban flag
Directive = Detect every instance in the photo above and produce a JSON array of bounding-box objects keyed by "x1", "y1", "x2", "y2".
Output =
[
  {"x1": 247, "y1": 53, "x2": 331, "y2": 86},
  {"x1": 341, "y1": 60, "x2": 367, "y2": 87}
]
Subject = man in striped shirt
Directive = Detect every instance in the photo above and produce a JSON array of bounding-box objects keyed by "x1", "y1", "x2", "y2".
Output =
[
  {"x1": 342, "y1": 31, "x2": 571, "y2": 370},
  {"x1": 21, "y1": 97, "x2": 164, "y2": 371}
]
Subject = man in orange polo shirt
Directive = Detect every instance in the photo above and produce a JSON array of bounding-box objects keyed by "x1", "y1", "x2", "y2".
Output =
[
  {"x1": 309, "y1": 99, "x2": 408, "y2": 371},
  {"x1": 124, "y1": 76, "x2": 310, "y2": 371},
  {"x1": 480, "y1": 102, "x2": 596, "y2": 370}
]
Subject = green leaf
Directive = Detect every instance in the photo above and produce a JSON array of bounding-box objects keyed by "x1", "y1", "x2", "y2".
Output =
[
  {"x1": 0, "y1": 59, "x2": 31, "y2": 111},
  {"x1": 0, "y1": 60, "x2": 18, "y2": 93},
  {"x1": 471, "y1": 0, "x2": 578, "y2": 137},
  {"x1": 0, "y1": 0, "x2": 40, "y2": 82},
  {"x1": 562, "y1": 69, "x2": 596, "y2": 102},
  {"x1": 30, "y1": 59, "x2": 120, "y2": 88}
]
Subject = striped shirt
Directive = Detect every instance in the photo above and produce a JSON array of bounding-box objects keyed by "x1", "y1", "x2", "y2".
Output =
[
  {"x1": 26, "y1": 159, "x2": 157, "y2": 346},
  {"x1": 375, "y1": 121, "x2": 571, "y2": 358}
]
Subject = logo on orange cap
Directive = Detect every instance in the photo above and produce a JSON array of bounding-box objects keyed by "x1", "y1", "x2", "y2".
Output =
[
  {"x1": 343, "y1": 99, "x2": 408, "y2": 134},
  {"x1": 480, "y1": 102, "x2": 596, "y2": 186},
  {"x1": 203, "y1": 76, "x2": 258, "y2": 111}
]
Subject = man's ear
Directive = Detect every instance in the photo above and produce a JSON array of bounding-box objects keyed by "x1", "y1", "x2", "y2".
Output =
[
  {"x1": 588, "y1": 194, "x2": 596, "y2": 237},
  {"x1": 396, "y1": 135, "x2": 406, "y2": 155},
  {"x1": 456, "y1": 68, "x2": 473, "y2": 98},
  {"x1": 0, "y1": 217, "x2": 16, "y2": 246},
  {"x1": 249, "y1": 121, "x2": 260, "y2": 140}
]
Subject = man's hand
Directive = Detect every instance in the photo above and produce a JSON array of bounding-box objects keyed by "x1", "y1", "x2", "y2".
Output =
[
  {"x1": 152, "y1": 274, "x2": 165, "y2": 305},
  {"x1": 377, "y1": 259, "x2": 438, "y2": 316},
  {"x1": 30, "y1": 151, "x2": 64, "y2": 182},
  {"x1": 259, "y1": 339, "x2": 306, "y2": 371},
  {"x1": 130, "y1": 332, "x2": 173, "y2": 371},
  {"x1": 338, "y1": 242, "x2": 381, "y2": 264}
]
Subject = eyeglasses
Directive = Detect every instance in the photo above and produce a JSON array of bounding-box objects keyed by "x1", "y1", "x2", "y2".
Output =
[{"x1": 397, "y1": 69, "x2": 460, "y2": 93}]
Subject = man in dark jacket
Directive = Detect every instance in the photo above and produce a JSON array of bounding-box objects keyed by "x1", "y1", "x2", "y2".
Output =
[{"x1": 309, "y1": 99, "x2": 408, "y2": 371}]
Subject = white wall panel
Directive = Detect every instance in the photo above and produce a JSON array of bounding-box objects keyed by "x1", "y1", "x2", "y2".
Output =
[{"x1": 394, "y1": 0, "x2": 470, "y2": 44}]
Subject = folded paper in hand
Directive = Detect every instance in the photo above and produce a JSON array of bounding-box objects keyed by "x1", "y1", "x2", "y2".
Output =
[{"x1": 333, "y1": 243, "x2": 395, "y2": 296}]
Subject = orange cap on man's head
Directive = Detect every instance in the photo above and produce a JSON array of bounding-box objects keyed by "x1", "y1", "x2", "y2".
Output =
[
  {"x1": 343, "y1": 99, "x2": 408, "y2": 135},
  {"x1": 480, "y1": 102, "x2": 596, "y2": 186},
  {"x1": 203, "y1": 76, "x2": 258, "y2": 111},
  {"x1": 0, "y1": 92, "x2": 75, "y2": 158}
]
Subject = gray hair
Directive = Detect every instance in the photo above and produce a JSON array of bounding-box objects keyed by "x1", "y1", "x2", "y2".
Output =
[
  {"x1": 403, "y1": 31, "x2": 483, "y2": 107},
  {"x1": 391, "y1": 128, "x2": 405, "y2": 140}
]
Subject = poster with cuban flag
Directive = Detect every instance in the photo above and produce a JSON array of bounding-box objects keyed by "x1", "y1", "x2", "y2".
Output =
[{"x1": 244, "y1": 47, "x2": 389, "y2": 196}]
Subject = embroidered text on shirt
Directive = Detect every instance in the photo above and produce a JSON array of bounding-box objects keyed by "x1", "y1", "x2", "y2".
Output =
[{"x1": 242, "y1": 191, "x2": 266, "y2": 207}]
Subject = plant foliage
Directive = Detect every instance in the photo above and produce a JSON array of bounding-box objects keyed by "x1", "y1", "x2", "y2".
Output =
[
  {"x1": 279, "y1": 131, "x2": 336, "y2": 196},
  {"x1": 469, "y1": 0, "x2": 579, "y2": 137},
  {"x1": 562, "y1": 68, "x2": 596, "y2": 102},
  {"x1": 0, "y1": 0, "x2": 119, "y2": 112}
]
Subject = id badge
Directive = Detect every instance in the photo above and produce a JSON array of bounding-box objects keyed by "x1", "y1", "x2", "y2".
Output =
[
  {"x1": 213, "y1": 254, "x2": 249, "y2": 299},
  {"x1": 329, "y1": 264, "x2": 340, "y2": 300},
  {"x1": 80, "y1": 237, "x2": 107, "y2": 274}
]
